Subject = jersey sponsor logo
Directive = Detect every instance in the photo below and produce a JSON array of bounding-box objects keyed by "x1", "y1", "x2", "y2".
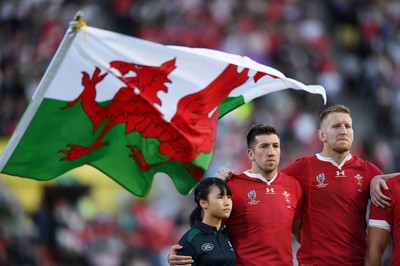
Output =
[
  {"x1": 265, "y1": 187, "x2": 276, "y2": 194},
  {"x1": 335, "y1": 170, "x2": 346, "y2": 178},
  {"x1": 315, "y1": 173, "x2": 328, "y2": 188},
  {"x1": 201, "y1": 243, "x2": 214, "y2": 251},
  {"x1": 247, "y1": 190, "x2": 260, "y2": 205},
  {"x1": 354, "y1": 174, "x2": 365, "y2": 191}
]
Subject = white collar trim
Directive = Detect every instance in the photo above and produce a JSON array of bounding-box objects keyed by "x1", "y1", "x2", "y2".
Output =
[
  {"x1": 316, "y1": 153, "x2": 352, "y2": 169},
  {"x1": 243, "y1": 170, "x2": 277, "y2": 185}
]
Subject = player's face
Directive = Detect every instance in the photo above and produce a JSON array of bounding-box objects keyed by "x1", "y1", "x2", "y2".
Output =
[
  {"x1": 320, "y1": 112, "x2": 354, "y2": 154},
  {"x1": 248, "y1": 134, "x2": 281, "y2": 175},
  {"x1": 203, "y1": 186, "x2": 232, "y2": 219}
]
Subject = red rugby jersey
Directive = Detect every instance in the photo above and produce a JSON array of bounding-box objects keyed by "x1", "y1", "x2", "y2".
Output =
[
  {"x1": 368, "y1": 175, "x2": 400, "y2": 265},
  {"x1": 226, "y1": 171, "x2": 302, "y2": 266},
  {"x1": 282, "y1": 154, "x2": 382, "y2": 266}
]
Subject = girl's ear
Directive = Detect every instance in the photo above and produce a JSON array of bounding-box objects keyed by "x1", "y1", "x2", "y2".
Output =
[{"x1": 200, "y1": 199, "x2": 208, "y2": 209}]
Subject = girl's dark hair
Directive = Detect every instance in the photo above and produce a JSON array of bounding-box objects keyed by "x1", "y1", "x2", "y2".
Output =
[{"x1": 189, "y1": 177, "x2": 232, "y2": 227}]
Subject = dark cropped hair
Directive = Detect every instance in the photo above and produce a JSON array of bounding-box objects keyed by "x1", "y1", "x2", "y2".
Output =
[
  {"x1": 319, "y1": 104, "x2": 350, "y2": 125},
  {"x1": 246, "y1": 124, "x2": 279, "y2": 149},
  {"x1": 189, "y1": 177, "x2": 232, "y2": 227}
]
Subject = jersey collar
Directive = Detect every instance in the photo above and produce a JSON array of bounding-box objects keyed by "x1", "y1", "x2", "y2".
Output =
[
  {"x1": 316, "y1": 153, "x2": 352, "y2": 169},
  {"x1": 194, "y1": 220, "x2": 226, "y2": 234},
  {"x1": 243, "y1": 170, "x2": 278, "y2": 185}
]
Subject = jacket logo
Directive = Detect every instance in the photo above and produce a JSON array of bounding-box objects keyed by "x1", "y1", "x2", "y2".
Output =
[{"x1": 201, "y1": 243, "x2": 214, "y2": 251}]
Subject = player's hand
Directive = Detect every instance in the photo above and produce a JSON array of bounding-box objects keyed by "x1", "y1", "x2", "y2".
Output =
[
  {"x1": 167, "y1": 244, "x2": 194, "y2": 266},
  {"x1": 215, "y1": 166, "x2": 236, "y2": 181},
  {"x1": 370, "y1": 175, "x2": 391, "y2": 208}
]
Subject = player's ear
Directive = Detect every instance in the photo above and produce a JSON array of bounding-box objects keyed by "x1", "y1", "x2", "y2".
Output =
[
  {"x1": 247, "y1": 148, "x2": 254, "y2": 161},
  {"x1": 317, "y1": 129, "x2": 325, "y2": 141}
]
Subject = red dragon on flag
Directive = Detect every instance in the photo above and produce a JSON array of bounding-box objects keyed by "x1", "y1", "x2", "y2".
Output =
[
  {"x1": 59, "y1": 58, "x2": 251, "y2": 181},
  {"x1": 0, "y1": 23, "x2": 326, "y2": 197}
]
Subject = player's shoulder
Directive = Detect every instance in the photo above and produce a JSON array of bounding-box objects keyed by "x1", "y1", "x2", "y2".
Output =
[
  {"x1": 227, "y1": 172, "x2": 249, "y2": 186},
  {"x1": 279, "y1": 170, "x2": 299, "y2": 181},
  {"x1": 387, "y1": 174, "x2": 400, "y2": 187},
  {"x1": 350, "y1": 154, "x2": 381, "y2": 171},
  {"x1": 350, "y1": 154, "x2": 374, "y2": 165},
  {"x1": 228, "y1": 172, "x2": 268, "y2": 188},
  {"x1": 282, "y1": 155, "x2": 316, "y2": 172},
  {"x1": 279, "y1": 171, "x2": 302, "y2": 188},
  {"x1": 277, "y1": 171, "x2": 302, "y2": 198},
  {"x1": 229, "y1": 172, "x2": 252, "y2": 181},
  {"x1": 292, "y1": 155, "x2": 316, "y2": 165}
]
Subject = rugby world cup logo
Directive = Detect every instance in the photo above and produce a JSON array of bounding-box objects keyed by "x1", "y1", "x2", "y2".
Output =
[
  {"x1": 316, "y1": 173, "x2": 328, "y2": 188},
  {"x1": 247, "y1": 190, "x2": 260, "y2": 205},
  {"x1": 248, "y1": 190, "x2": 256, "y2": 200}
]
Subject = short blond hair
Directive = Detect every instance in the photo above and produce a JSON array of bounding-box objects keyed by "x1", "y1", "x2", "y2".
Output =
[{"x1": 319, "y1": 104, "x2": 350, "y2": 125}]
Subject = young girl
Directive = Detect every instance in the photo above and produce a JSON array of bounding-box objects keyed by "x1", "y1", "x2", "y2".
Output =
[{"x1": 177, "y1": 177, "x2": 235, "y2": 266}]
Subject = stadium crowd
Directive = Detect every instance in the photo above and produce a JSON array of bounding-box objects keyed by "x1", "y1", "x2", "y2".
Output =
[{"x1": 1, "y1": 0, "x2": 400, "y2": 265}]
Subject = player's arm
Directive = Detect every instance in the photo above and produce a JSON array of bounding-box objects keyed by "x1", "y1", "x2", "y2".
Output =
[
  {"x1": 167, "y1": 244, "x2": 194, "y2": 266},
  {"x1": 365, "y1": 226, "x2": 390, "y2": 266},
  {"x1": 370, "y1": 173, "x2": 400, "y2": 208}
]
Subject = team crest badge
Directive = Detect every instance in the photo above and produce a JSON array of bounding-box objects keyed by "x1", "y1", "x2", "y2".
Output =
[
  {"x1": 354, "y1": 174, "x2": 365, "y2": 191},
  {"x1": 282, "y1": 191, "x2": 291, "y2": 204}
]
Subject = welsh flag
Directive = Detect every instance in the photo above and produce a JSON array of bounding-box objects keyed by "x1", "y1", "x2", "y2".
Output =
[{"x1": 0, "y1": 18, "x2": 326, "y2": 197}]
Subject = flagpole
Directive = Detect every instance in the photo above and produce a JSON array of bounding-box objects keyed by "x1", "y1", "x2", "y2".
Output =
[{"x1": 0, "y1": 11, "x2": 86, "y2": 171}]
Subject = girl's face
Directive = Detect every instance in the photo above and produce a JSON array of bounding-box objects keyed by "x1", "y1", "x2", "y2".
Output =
[{"x1": 201, "y1": 186, "x2": 232, "y2": 219}]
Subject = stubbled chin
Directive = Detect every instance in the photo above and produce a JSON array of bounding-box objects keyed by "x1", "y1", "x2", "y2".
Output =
[{"x1": 335, "y1": 146, "x2": 351, "y2": 153}]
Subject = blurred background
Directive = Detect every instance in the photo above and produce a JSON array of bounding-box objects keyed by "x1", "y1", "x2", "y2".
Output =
[{"x1": 1, "y1": 0, "x2": 399, "y2": 265}]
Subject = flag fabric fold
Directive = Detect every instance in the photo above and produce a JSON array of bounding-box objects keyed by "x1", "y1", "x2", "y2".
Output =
[{"x1": 0, "y1": 21, "x2": 326, "y2": 196}]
